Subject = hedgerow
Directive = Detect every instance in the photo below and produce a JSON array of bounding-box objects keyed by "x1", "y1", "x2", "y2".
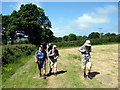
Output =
[{"x1": 2, "y1": 44, "x2": 36, "y2": 66}]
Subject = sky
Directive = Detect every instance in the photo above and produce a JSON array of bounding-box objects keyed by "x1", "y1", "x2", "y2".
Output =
[{"x1": 2, "y1": 2, "x2": 118, "y2": 37}]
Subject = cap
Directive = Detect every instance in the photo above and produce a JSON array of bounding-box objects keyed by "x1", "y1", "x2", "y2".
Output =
[
  {"x1": 53, "y1": 45, "x2": 56, "y2": 48},
  {"x1": 39, "y1": 45, "x2": 43, "y2": 48}
]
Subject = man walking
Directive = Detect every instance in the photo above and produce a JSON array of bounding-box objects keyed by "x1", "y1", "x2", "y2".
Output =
[
  {"x1": 48, "y1": 45, "x2": 59, "y2": 76},
  {"x1": 35, "y1": 45, "x2": 48, "y2": 79},
  {"x1": 79, "y1": 40, "x2": 92, "y2": 78}
]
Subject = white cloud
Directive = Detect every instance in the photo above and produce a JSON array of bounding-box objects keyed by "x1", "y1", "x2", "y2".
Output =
[
  {"x1": 52, "y1": 26, "x2": 76, "y2": 37},
  {"x1": 52, "y1": 4, "x2": 117, "y2": 37},
  {"x1": 75, "y1": 14, "x2": 109, "y2": 24},
  {"x1": 73, "y1": 5, "x2": 117, "y2": 30},
  {"x1": 96, "y1": 5, "x2": 118, "y2": 15}
]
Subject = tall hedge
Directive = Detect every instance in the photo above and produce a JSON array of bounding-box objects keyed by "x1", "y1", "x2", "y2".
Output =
[{"x1": 2, "y1": 44, "x2": 36, "y2": 66}]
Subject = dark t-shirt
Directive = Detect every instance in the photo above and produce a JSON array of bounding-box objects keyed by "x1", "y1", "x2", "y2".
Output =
[{"x1": 48, "y1": 49, "x2": 59, "y2": 60}]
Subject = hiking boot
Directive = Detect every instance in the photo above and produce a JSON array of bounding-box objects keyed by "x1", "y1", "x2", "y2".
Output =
[
  {"x1": 40, "y1": 74, "x2": 42, "y2": 78},
  {"x1": 88, "y1": 74, "x2": 92, "y2": 79},
  {"x1": 43, "y1": 74, "x2": 46, "y2": 79},
  {"x1": 84, "y1": 73, "x2": 87, "y2": 78},
  {"x1": 48, "y1": 72, "x2": 51, "y2": 76}
]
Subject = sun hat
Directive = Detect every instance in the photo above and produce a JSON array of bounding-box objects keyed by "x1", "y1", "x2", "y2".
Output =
[{"x1": 84, "y1": 40, "x2": 91, "y2": 46}]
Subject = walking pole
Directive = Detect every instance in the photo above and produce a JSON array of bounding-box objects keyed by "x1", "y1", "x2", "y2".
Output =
[{"x1": 35, "y1": 62, "x2": 37, "y2": 73}]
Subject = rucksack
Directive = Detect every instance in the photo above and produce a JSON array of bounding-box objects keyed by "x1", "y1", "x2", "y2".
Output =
[{"x1": 49, "y1": 49, "x2": 59, "y2": 62}]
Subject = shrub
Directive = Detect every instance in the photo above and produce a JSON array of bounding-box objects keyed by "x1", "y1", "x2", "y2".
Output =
[{"x1": 2, "y1": 44, "x2": 36, "y2": 66}]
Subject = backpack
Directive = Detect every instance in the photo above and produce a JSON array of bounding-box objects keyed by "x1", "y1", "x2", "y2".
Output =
[{"x1": 49, "y1": 49, "x2": 59, "y2": 62}]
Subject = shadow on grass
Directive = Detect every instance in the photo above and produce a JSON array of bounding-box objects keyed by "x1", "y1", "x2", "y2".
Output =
[
  {"x1": 88, "y1": 72, "x2": 100, "y2": 79},
  {"x1": 46, "y1": 70, "x2": 67, "y2": 77}
]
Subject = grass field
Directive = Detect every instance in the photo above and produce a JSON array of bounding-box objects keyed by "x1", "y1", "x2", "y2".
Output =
[{"x1": 2, "y1": 44, "x2": 118, "y2": 88}]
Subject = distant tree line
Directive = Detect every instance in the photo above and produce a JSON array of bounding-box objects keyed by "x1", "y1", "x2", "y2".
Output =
[
  {"x1": 2, "y1": 3, "x2": 54, "y2": 46},
  {"x1": 53, "y1": 32, "x2": 119, "y2": 42},
  {"x1": 52, "y1": 32, "x2": 120, "y2": 47}
]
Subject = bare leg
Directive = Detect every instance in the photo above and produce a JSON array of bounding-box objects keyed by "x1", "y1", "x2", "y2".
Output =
[
  {"x1": 83, "y1": 61, "x2": 87, "y2": 78},
  {"x1": 43, "y1": 67, "x2": 46, "y2": 75},
  {"x1": 39, "y1": 69, "x2": 42, "y2": 77},
  {"x1": 54, "y1": 62, "x2": 57, "y2": 75}
]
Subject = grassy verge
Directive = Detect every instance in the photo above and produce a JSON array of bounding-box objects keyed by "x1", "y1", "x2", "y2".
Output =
[
  {"x1": 2, "y1": 53, "x2": 48, "y2": 88},
  {"x1": 2, "y1": 51, "x2": 36, "y2": 83}
]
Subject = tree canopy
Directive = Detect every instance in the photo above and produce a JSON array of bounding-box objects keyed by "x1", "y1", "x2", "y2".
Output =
[
  {"x1": 88, "y1": 32, "x2": 100, "y2": 39},
  {"x1": 2, "y1": 3, "x2": 54, "y2": 45}
]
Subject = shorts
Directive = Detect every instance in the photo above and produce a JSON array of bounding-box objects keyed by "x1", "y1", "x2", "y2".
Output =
[
  {"x1": 37, "y1": 60, "x2": 46, "y2": 69},
  {"x1": 82, "y1": 54, "x2": 90, "y2": 60},
  {"x1": 82, "y1": 59, "x2": 92, "y2": 70},
  {"x1": 49, "y1": 59, "x2": 57, "y2": 68},
  {"x1": 81, "y1": 54, "x2": 91, "y2": 70}
]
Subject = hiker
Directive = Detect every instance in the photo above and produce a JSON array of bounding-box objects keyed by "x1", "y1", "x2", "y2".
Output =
[
  {"x1": 79, "y1": 40, "x2": 92, "y2": 78},
  {"x1": 48, "y1": 45, "x2": 59, "y2": 76},
  {"x1": 35, "y1": 45, "x2": 48, "y2": 79},
  {"x1": 46, "y1": 43, "x2": 53, "y2": 52}
]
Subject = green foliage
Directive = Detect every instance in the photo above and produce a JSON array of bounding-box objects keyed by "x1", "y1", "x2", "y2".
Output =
[
  {"x1": 68, "y1": 33, "x2": 77, "y2": 41},
  {"x1": 52, "y1": 36, "x2": 119, "y2": 47},
  {"x1": 88, "y1": 32, "x2": 100, "y2": 39},
  {"x1": 63, "y1": 35, "x2": 68, "y2": 41},
  {"x1": 2, "y1": 3, "x2": 54, "y2": 45},
  {"x1": 2, "y1": 44, "x2": 36, "y2": 65}
]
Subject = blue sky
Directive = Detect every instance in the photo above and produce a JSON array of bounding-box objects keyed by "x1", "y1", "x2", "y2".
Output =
[{"x1": 2, "y1": 2, "x2": 118, "y2": 37}]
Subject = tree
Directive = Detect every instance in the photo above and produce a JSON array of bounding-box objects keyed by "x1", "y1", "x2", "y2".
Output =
[
  {"x1": 17, "y1": 3, "x2": 54, "y2": 45},
  {"x1": 76, "y1": 35, "x2": 82, "y2": 40},
  {"x1": 2, "y1": 3, "x2": 54, "y2": 45},
  {"x1": 63, "y1": 35, "x2": 68, "y2": 41},
  {"x1": 88, "y1": 32, "x2": 100, "y2": 39},
  {"x1": 68, "y1": 33, "x2": 77, "y2": 41},
  {"x1": 104, "y1": 33, "x2": 117, "y2": 37},
  {"x1": 53, "y1": 37, "x2": 62, "y2": 42}
]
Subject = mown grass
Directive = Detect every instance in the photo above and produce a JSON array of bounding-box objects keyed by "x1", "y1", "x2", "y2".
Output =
[
  {"x1": 2, "y1": 44, "x2": 118, "y2": 88},
  {"x1": 51, "y1": 49, "x2": 105, "y2": 88},
  {"x1": 2, "y1": 54, "x2": 48, "y2": 88}
]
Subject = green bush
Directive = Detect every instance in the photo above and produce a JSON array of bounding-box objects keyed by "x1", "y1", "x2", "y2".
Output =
[{"x1": 2, "y1": 44, "x2": 36, "y2": 66}]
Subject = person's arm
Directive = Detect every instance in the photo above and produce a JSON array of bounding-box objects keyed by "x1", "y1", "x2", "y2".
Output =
[
  {"x1": 48, "y1": 50, "x2": 54, "y2": 56},
  {"x1": 34, "y1": 56, "x2": 38, "y2": 63},
  {"x1": 34, "y1": 51, "x2": 38, "y2": 63},
  {"x1": 79, "y1": 46, "x2": 86, "y2": 52}
]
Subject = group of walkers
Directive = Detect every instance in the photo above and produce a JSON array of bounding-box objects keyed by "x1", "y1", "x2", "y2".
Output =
[
  {"x1": 34, "y1": 44, "x2": 59, "y2": 79},
  {"x1": 34, "y1": 40, "x2": 92, "y2": 79}
]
